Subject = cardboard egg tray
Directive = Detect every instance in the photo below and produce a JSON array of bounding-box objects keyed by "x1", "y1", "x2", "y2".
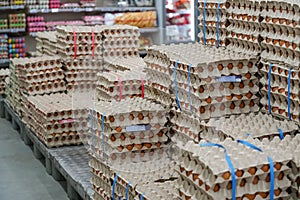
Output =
[
  {"x1": 66, "y1": 81, "x2": 97, "y2": 92},
  {"x1": 225, "y1": 0, "x2": 262, "y2": 55},
  {"x1": 175, "y1": 139, "x2": 292, "y2": 200},
  {"x1": 260, "y1": 1, "x2": 300, "y2": 69},
  {"x1": 89, "y1": 150, "x2": 177, "y2": 200},
  {"x1": 23, "y1": 93, "x2": 88, "y2": 147},
  {"x1": 103, "y1": 57, "x2": 146, "y2": 72},
  {"x1": 259, "y1": 61, "x2": 300, "y2": 123},
  {"x1": 0, "y1": 69, "x2": 9, "y2": 95},
  {"x1": 63, "y1": 59, "x2": 103, "y2": 70},
  {"x1": 96, "y1": 70, "x2": 146, "y2": 101},
  {"x1": 36, "y1": 31, "x2": 57, "y2": 56},
  {"x1": 170, "y1": 109, "x2": 201, "y2": 143},
  {"x1": 198, "y1": 0, "x2": 230, "y2": 47},
  {"x1": 201, "y1": 112, "x2": 298, "y2": 142},
  {"x1": 9, "y1": 56, "x2": 66, "y2": 96}
]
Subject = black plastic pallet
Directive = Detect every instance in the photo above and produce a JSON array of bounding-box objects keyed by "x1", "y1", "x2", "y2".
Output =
[{"x1": 1, "y1": 99, "x2": 93, "y2": 200}]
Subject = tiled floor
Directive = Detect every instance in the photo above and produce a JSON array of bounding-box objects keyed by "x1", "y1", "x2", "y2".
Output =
[{"x1": 0, "y1": 118, "x2": 68, "y2": 200}]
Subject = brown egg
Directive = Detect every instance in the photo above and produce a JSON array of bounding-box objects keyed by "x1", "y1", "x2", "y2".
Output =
[
  {"x1": 277, "y1": 172, "x2": 284, "y2": 180},
  {"x1": 144, "y1": 143, "x2": 152, "y2": 149},
  {"x1": 222, "y1": 171, "x2": 231, "y2": 180},
  {"x1": 292, "y1": 43, "x2": 297, "y2": 50},
  {"x1": 230, "y1": 103, "x2": 235, "y2": 109},
  {"x1": 246, "y1": 92, "x2": 253, "y2": 99},
  {"x1": 116, "y1": 127, "x2": 122, "y2": 132},
  {"x1": 155, "y1": 142, "x2": 161, "y2": 147},
  {"x1": 252, "y1": 176, "x2": 259, "y2": 184},
  {"x1": 129, "y1": 114, "x2": 134, "y2": 120},
  {"x1": 245, "y1": 73, "x2": 251, "y2": 79},
  {"x1": 218, "y1": 64, "x2": 223, "y2": 71},
  {"x1": 126, "y1": 144, "x2": 133, "y2": 151},
  {"x1": 216, "y1": 97, "x2": 223, "y2": 102},
  {"x1": 209, "y1": 85, "x2": 214, "y2": 92},
  {"x1": 117, "y1": 146, "x2": 124, "y2": 152},
  {"x1": 199, "y1": 86, "x2": 205, "y2": 93},
  {"x1": 239, "y1": 82, "x2": 245, "y2": 88},
  {"x1": 206, "y1": 77, "x2": 212, "y2": 83},
  {"x1": 279, "y1": 109, "x2": 285, "y2": 114},
  {"x1": 261, "y1": 164, "x2": 269, "y2": 172},
  {"x1": 129, "y1": 134, "x2": 135, "y2": 140},
  {"x1": 192, "y1": 174, "x2": 199, "y2": 181},
  {"x1": 236, "y1": 170, "x2": 244, "y2": 177},
  {"x1": 119, "y1": 115, "x2": 124, "y2": 121},
  {"x1": 120, "y1": 133, "x2": 126, "y2": 141},
  {"x1": 248, "y1": 62, "x2": 253, "y2": 68},
  {"x1": 206, "y1": 97, "x2": 212, "y2": 104},
  {"x1": 186, "y1": 170, "x2": 192, "y2": 177},
  {"x1": 180, "y1": 166, "x2": 185, "y2": 172},
  {"x1": 248, "y1": 81, "x2": 254, "y2": 88},
  {"x1": 239, "y1": 101, "x2": 245, "y2": 108},
  {"x1": 208, "y1": 65, "x2": 214, "y2": 72},
  {"x1": 258, "y1": 192, "x2": 268, "y2": 198},
  {"x1": 135, "y1": 144, "x2": 143, "y2": 150},
  {"x1": 265, "y1": 174, "x2": 270, "y2": 182},
  {"x1": 248, "y1": 167, "x2": 257, "y2": 175},
  {"x1": 272, "y1": 107, "x2": 278, "y2": 112},
  {"x1": 109, "y1": 116, "x2": 115, "y2": 123},
  {"x1": 225, "y1": 95, "x2": 233, "y2": 101},
  {"x1": 226, "y1": 182, "x2": 232, "y2": 190},
  {"x1": 238, "y1": 62, "x2": 243, "y2": 69},
  {"x1": 274, "y1": 189, "x2": 281, "y2": 196},
  {"x1": 240, "y1": 179, "x2": 246, "y2": 187},
  {"x1": 111, "y1": 154, "x2": 117, "y2": 160},
  {"x1": 185, "y1": 196, "x2": 191, "y2": 200},
  {"x1": 200, "y1": 107, "x2": 206, "y2": 113},
  {"x1": 199, "y1": 179, "x2": 204, "y2": 186},
  {"x1": 210, "y1": 105, "x2": 216, "y2": 112},
  {"x1": 110, "y1": 135, "x2": 116, "y2": 142},
  {"x1": 138, "y1": 113, "x2": 144, "y2": 120},
  {"x1": 213, "y1": 184, "x2": 220, "y2": 192},
  {"x1": 229, "y1": 83, "x2": 234, "y2": 90},
  {"x1": 228, "y1": 63, "x2": 234, "y2": 69},
  {"x1": 278, "y1": 88, "x2": 285, "y2": 93},
  {"x1": 244, "y1": 194, "x2": 255, "y2": 200},
  {"x1": 236, "y1": 94, "x2": 243, "y2": 99},
  {"x1": 220, "y1": 103, "x2": 226, "y2": 111},
  {"x1": 198, "y1": 67, "x2": 204, "y2": 73},
  {"x1": 179, "y1": 191, "x2": 184, "y2": 197},
  {"x1": 219, "y1": 84, "x2": 225, "y2": 90},
  {"x1": 205, "y1": 184, "x2": 210, "y2": 191}
]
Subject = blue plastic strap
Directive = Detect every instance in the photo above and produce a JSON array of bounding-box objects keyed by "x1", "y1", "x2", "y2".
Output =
[
  {"x1": 203, "y1": 0, "x2": 208, "y2": 45},
  {"x1": 101, "y1": 114, "x2": 106, "y2": 160},
  {"x1": 112, "y1": 173, "x2": 119, "y2": 200},
  {"x1": 268, "y1": 156, "x2": 275, "y2": 200},
  {"x1": 216, "y1": 0, "x2": 221, "y2": 47},
  {"x1": 125, "y1": 182, "x2": 131, "y2": 200},
  {"x1": 288, "y1": 68, "x2": 293, "y2": 120},
  {"x1": 278, "y1": 128, "x2": 284, "y2": 140},
  {"x1": 91, "y1": 108, "x2": 95, "y2": 152},
  {"x1": 188, "y1": 64, "x2": 192, "y2": 111},
  {"x1": 237, "y1": 140, "x2": 274, "y2": 200},
  {"x1": 139, "y1": 193, "x2": 145, "y2": 200},
  {"x1": 199, "y1": 143, "x2": 236, "y2": 200},
  {"x1": 237, "y1": 140, "x2": 263, "y2": 152},
  {"x1": 174, "y1": 60, "x2": 181, "y2": 110},
  {"x1": 268, "y1": 64, "x2": 272, "y2": 114}
]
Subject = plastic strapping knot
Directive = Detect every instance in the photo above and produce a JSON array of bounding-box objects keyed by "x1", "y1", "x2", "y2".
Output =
[
  {"x1": 268, "y1": 64, "x2": 272, "y2": 114},
  {"x1": 287, "y1": 68, "x2": 293, "y2": 120}
]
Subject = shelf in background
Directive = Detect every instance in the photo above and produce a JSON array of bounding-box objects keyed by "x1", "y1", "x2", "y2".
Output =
[
  {"x1": 28, "y1": 6, "x2": 156, "y2": 14},
  {"x1": 0, "y1": 28, "x2": 26, "y2": 34},
  {"x1": 0, "y1": 5, "x2": 25, "y2": 10}
]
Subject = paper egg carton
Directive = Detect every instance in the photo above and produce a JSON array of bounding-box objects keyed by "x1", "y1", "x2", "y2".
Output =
[
  {"x1": 96, "y1": 70, "x2": 146, "y2": 101},
  {"x1": 198, "y1": 0, "x2": 230, "y2": 47},
  {"x1": 65, "y1": 69, "x2": 98, "y2": 83},
  {"x1": 66, "y1": 81, "x2": 97, "y2": 92},
  {"x1": 175, "y1": 138, "x2": 292, "y2": 200},
  {"x1": 201, "y1": 112, "x2": 298, "y2": 142},
  {"x1": 63, "y1": 59, "x2": 103, "y2": 70},
  {"x1": 36, "y1": 31, "x2": 57, "y2": 56}
]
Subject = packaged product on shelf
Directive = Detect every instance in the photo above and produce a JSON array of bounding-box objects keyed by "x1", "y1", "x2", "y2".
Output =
[
  {"x1": 0, "y1": 19, "x2": 8, "y2": 30},
  {"x1": 83, "y1": 16, "x2": 104, "y2": 26},
  {"x1": 8, "y1": 13, "x2": 26, "y2": 29},
  {"x1": 0, "y1": 34, "x2": 8, "y2": 60},
  {"x1": 175, "y1": 138, "x2": 292, "y2": 200},
  {"x1": 114, "y1": 11, "x2": 157, "y2": 28},
  {"x1": 49, "y1": 0, "x2": 60, "y2": 8},
  {"x1": 27, "y1": 16, "x2": 46, "y2": 33},
  {"x1": 8, "y1": 37, "x2": 26, "y2": 58}
]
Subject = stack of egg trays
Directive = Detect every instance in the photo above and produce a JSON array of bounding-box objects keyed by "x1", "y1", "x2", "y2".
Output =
[
  {"x1": 6, "y1": 71, "x2": 23, "y2": 115},
  {"x1": 175, "y1": 139, "x2": 292, "y2": 200},
  {"x1": 10, "y1": 56, "x2": 66, "y2": 95},
  {"x1": 260, "y1": 62, "x2": 300, "y2": 123},
  {"x1": 63, "y1": 58, "x2": 103, "y2": 92},
  {"x1": 89, "y1": 150, "x2": 177, "y2": 200},
  {"x1": 260, "y1": 1, "x2": 300, "y2": 69},
  {"x1": 198, "y1": 0, "x2": 230, "y2": 47},
  {"x1": 24, "y1": 93, "x2": 88, "y2": 147},
  {"x1": 201, "y1": 112, "x2": 298, "y2": 142},
  {"x1": 170, "y1": 108, "x2": 201, "y2": 143},
  {"x1": 168, "y1": 43, "x2": 259, "y2": 120},
  {"x1": 103, "y1": 57, "x2": 146, "y2": 72},
  {"x1": 0, "y1": 69, "x2": 9, "y2": 95},
  {"x1": 96, "y1": 69, "x2": 146, "y2": 102},
  {"x1": 143, "y1": 45, "x2": 174, "y2": 107},
  {"x1": 87, "y1": 98, "x2": 169, "y2": 166},
  {"x1": 56, "y1": 26, "x2": 103, "y2": 59},
  {"x1": 36, "y1": 31, "x2": 58, "y2": 56},
  {"x1": 226, "y1": 0, "x2": 262, "y2": 55},
  {"x1": 102, "y1": 25, "x2": 140, "y2": 59},
  {"x1": 262, "y1": 134, "x2": 300, "y2": 199}
]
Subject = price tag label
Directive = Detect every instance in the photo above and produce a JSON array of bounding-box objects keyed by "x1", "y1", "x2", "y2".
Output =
[
  {"x1": 52, "y1": 8, "x2": 59, "y2": 13},
  {"x1": 125, "y1": 124, "x2": 151, "y2": 132},
  {"x1": 216, "y1": 76, "x2": 242, "y2": 83},
  {"x1": 85, "y1": 7, "x2": 93, "y2": 12},
  {"x1": 73, "y1": 8, "x2": 81, "y2": 12}
]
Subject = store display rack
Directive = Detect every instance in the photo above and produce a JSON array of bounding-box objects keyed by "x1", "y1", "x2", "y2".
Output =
[{"x1": 1, "y1": 99, "x2": 92, "y2": 200}]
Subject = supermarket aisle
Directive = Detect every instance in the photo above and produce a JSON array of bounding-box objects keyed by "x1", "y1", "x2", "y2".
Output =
[{"x1": 0, "y1": 118, "x2": 68, "y2": 200}]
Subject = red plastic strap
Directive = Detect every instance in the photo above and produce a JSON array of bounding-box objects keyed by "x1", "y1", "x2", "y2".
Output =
[
  {"x1": 73, "y1": 30, "x2": 77, "y2": 59},
  {"x1": 118, "y1": 77, "x2": 122, "y2": 101},
  {"x1": 92, "y1": 28, "x2": 95, "y2": 59},
  {"x1": 141, "y1": 78, "x2": 145, "y2": 98}
]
